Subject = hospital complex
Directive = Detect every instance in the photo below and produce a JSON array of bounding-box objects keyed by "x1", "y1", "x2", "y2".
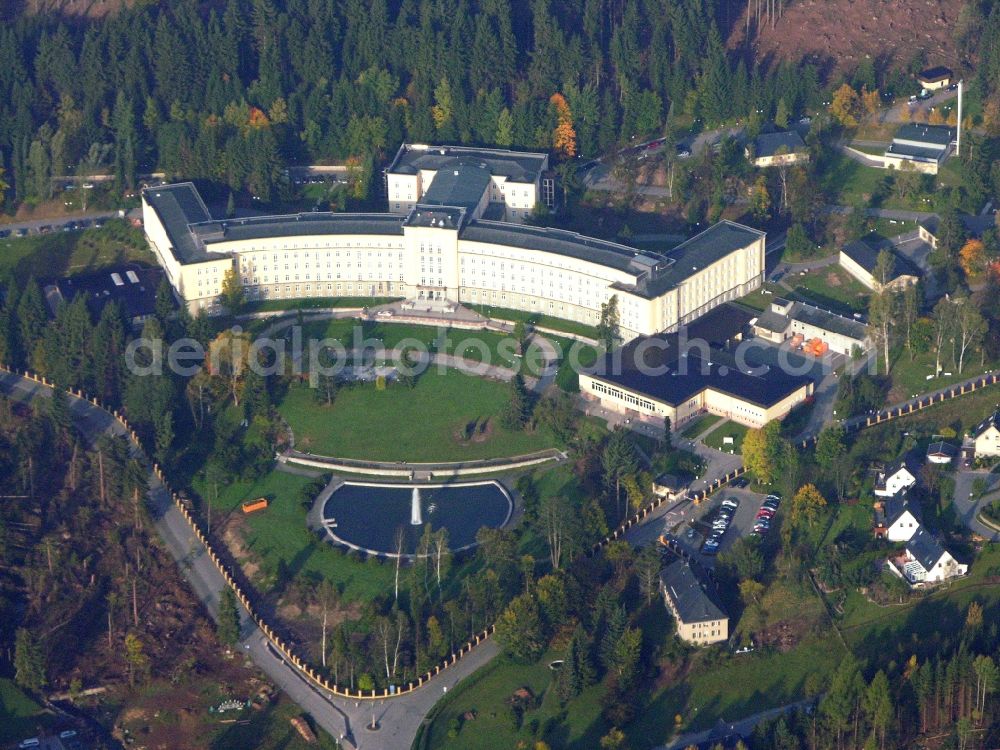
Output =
[{"x1": 142, "y1": 143, "x2": 819, "y2": 428}]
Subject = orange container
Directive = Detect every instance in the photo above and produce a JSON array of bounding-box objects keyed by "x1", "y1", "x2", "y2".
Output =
[{"x1": 242, "y1": 497, "x2": 269, "y2": 514}]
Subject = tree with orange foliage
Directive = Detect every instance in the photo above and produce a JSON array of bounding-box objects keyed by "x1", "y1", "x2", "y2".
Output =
[
  {"x1": 860, "y1": 87, "x2": 881, "y2": 123},
  {"x1": 247, "y1": 107, "x2": 270, "y2": 129},
  {"x1": 830, "y1": 84, "x2": 860, "y2": 128},
  {"x1": 550, "y1": 93, "x2": 577, "y2": 159},
  {"x1": 960, "y1": 238, "x2": 987, "y2": 278}
]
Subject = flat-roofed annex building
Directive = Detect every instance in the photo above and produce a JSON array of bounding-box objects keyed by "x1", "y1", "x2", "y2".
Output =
[
  {"x1": 579, "y1": 304, "x2": 814, "y2": 429},
  {"x1": 142, "y1": 177, "x2": 766, "y2": 340}
]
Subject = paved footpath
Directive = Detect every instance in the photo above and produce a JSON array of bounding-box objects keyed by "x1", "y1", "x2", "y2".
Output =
[{"x1": 0, "y1": 371, "x2": 498, "y2": 750}]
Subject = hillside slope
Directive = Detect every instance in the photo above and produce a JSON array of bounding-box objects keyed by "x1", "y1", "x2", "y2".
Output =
[{"x1": 730, "y1": 0, "x2": 964, "y2": 75}]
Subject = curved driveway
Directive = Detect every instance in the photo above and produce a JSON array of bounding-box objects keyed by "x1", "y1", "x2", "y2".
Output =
[{"x1": 0, "y1": 370, "x2": 497, "y2": 749}]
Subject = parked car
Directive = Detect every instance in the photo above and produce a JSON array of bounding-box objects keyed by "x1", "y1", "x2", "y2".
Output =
[
  {"x1": 731, "y1": 477, "x2": 749, "y2": 488},
  {"x1": 0, "y1": 229, "x2": 9, "y2": 238},
  {"x1": 722, "y1": 496, "x2": 740, "y2": 509},
  {"x1": 15, "y1": 228, "x2": 28, "y2": 237},
  {"x1": 676, "y1": 146, "x2": 692, "y2": 158}
]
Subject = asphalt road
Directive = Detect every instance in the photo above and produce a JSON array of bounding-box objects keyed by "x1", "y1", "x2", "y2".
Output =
[
  {"x1": 0, "y1": 210, "x2": 122, "y2": 235},
  {"x1": 0, "y1": 371, "x2": 498, "y2": 750},
  {"x1": 952, "y1": 469, "x2": 1000, "y2": 541}
]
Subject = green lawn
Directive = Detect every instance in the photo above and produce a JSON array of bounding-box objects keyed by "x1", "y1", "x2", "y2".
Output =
[
  {"x1": 242, "y1": 296, "x2": 401, "y2": 314},
  {"x1": 785, "y1": 266, "x2": 870, "y2": 315},
  {"x1": 465, "y1": 303, "x2": 600, "y2": 340},
  {"x1": 738, "y1": 284, "x2": 785, "y2": 312},
  {"x1": 680, "y1": 413, "x2": 722, "y2": 439},
  {"x1": 291, "y1": 318, "x2": 534, "y2": 372},
  {"x1": 0, "y1": 678, "x2": 46, "y2": 743},
  {"x1": 278, "y1": 369, "x2": 559, "y2": 461},
  {"x1": 415, "y1": 651, "x2": 609, "y2": 750},
  {"x1": 0, "y1": 220, "x2": 152, "y2": 282},
  {"x1": 886, "y1": 347, "x2": 998, "y2": 403},
  {"x1": 194, "y1": 468, "x2": 394, "y2": 601},
  {"x1": 704, "y1": 420, "x2": 749, "y2": 452}
]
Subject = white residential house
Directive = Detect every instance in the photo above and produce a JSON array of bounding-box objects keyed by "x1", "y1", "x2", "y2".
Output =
[
  {"x1": 888, "y1": 527, "x2": 968, "y2": 585},
  {"x1": 874, "y1": 458, "x2": 918, "y2": 497},
  {"x1": 875, "y1": 496, "x2": 922, "y2": 542},
  {"x1": 973, "y1": 411, "x2": 1000, "y2": 458}
]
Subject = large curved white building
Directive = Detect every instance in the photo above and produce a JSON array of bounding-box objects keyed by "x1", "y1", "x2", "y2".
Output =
[{"x1": 142, "y1": 147, "x2": 765, "y2": 339}]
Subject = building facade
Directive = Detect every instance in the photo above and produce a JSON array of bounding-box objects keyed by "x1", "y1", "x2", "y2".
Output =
[
  {"x1": 385, "y1": 144, "x2": 551, "y2": 224},
  {"x1": 142, "y1": 174, "x2": 766, "y2": 340},
  {"x1": 973, "y1": 412, "x2": 1000, "y2": 457},
  {"x1": 660, "y1": 561, "x2": 729, "y2": 646},
  {"x1": 752, "y1": 298, "x2": 870, "y2": 356}
]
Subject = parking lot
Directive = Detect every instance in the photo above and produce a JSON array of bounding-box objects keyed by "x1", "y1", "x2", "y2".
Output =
[{"x1": 668, "y1": 487, "x2": 777, "y2": 565}]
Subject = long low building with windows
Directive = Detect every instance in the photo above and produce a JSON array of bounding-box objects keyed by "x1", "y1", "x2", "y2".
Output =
[
  {"x1": 141, "y1": 159, "x2": 766, "y2": 338},
  {"x1": 579, "y1": 304, "x2": 814, "y2": 428}
]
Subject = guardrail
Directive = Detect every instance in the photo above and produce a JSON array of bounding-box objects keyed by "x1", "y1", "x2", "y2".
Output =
[
  {"x1": 0, "y1": 363, "x2": 494, "y2": 701},
  {"x1": 4, "y1": 362, "x2": 997, "y2": 700}
]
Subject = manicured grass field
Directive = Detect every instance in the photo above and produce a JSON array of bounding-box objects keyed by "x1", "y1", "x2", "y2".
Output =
[
  {"x1": 292, "y1": 318, "x2": 530, "y2": 371},
  {"x1": 704, "y1": 420, "x2": 749, "y2": 453},
  {"x1": 0, "y1": 220, "x2": 152, "y2": 282},
  {"x1": 785, "y1": 265, "x2": 870, "y2": 316},
  {"x1": 195, "y1": 468, "x2": 394, "y2": 601},
  {"x1": 0, "y1": 678, "x2": 46, "y2": 743},
  {"x1": 242, "y1": 296, "x2": 401, "y2": 313},
  {"x1": 277, "y1": 369, "x2": 559, "y2": 461},
  {"x1": 465, "y1": 303, "x2": 600, "y2": 340},
  {"x1": 680, "y1": 413, "x2": 722, "y2": 439}
]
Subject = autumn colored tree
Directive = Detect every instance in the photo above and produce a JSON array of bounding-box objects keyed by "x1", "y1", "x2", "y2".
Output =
[
  {"x1": 960, "y1": 238, "x2": 988, "y2": 278},
  {"x1": 550, "y1": 93, "x2": 577, "y2": 158},
  {"x1": 860, "y1": 87, "x2": 881, "y2": 122},
  {"x1": 830, "y1": 84, "x2": 860, "y2": 128},
  {"x1": 790, "y1": 483, "x2": 828, "y2": 527}
]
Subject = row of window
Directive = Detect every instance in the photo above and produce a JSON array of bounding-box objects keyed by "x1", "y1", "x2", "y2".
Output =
[{"x1": 590, "y1": 381, "x2": 657, "y2": 412}]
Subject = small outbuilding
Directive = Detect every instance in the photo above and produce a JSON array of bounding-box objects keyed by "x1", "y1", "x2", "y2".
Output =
[
  {"x1": 917, "y1": 66, "x2": 953, "y2": 90},
  {"x1": 926, "y1": 441, "x2": 958, "y2": 464}
]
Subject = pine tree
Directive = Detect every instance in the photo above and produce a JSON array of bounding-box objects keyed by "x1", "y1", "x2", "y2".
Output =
[
  {"x1": 14, "y1": 628, "x2": 46, "y2": 691},
  {"x1": 217, "y1": 587, "x2": 242, "y2": 646}
]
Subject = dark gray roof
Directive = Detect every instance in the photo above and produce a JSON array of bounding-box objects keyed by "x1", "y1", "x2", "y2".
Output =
[
  {"x1": 885, "y1": 143, "x2": 947, "y2": 162},
  {"x1": 660, "y1": 561, "x2": 727, "y2": 624},
  {"x1": 420, "y1": 162, "x2": 492, "y2": 213},
  {"x1": 50, "y1": 265, "x2": 166, "y2": 322},
  {"x1": 460, "y1": 220, "x2": 662, "y2": 274},
  {"x1": 919, "y1": 213, "x2": 997, "y2": 239},
  {"x1": 906, "y1": 527, "x2": 947, "y2": 572},
  {"x1": 752, "y1": 130, "x2": 806, "y2": 158},
  {"x1": 974, "y1": 410, "x2": 1000, "y2": 438},
  {"x1": 755, "y1": 300, "x2": 868, "y2": 341},
  {"x1": 842, "y1": 237, "x2": 920, "y2": 280},
  {"x1": 634, "y1": 221, "x2": 764, "y2": 298},
  {"x1": 927, "y1": 441, "x2": 957, "y2": 457},
  {"x1": 918, "y1": 66, "x2": 953, "y2": 82},
  {"x1": 387, "y1": 144, "x2": 547, "y2": 183},
  {"x1": 143, "y1": 183, "x2": 213, "y2": 263},
  {"x1": 893, "y1": 124, "x2": 954, "y2": 147},
  {"x1": 195, "y1": 213, "x2": 405, "y2": 244},
  {"x1": 588, "y1": 339, "x2": 811, "y2": 409},
  {"x1": 884, "y1": 495, "x2": 921, "y2": 527}
]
